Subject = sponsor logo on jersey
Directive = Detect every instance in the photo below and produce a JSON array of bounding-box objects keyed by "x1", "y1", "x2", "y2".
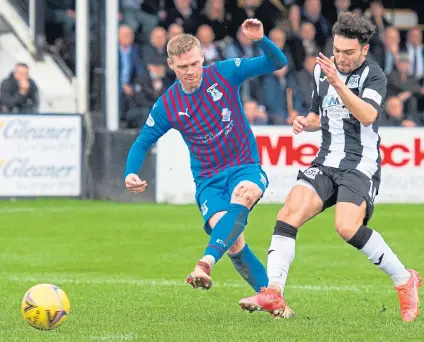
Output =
[
  {"x1": 221, "y1": 108, "x2": 231, "y2": 122},
  {"x1": 322, "y1": 95, "x2": 350, "y2": 119}
]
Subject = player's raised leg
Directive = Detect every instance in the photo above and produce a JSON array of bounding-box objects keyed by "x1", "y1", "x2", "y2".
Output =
[
  {"x1": 186, "y1": 181, "x2": 264, "y2": 290},
  {"x1": 239, "y1": 181, "x2": 324, "y2": 317},
  {"x1": 335, "y1": 187, "x2": 422, "y2": 322},
  {"x1": 186, "y1": 209, "x2": 268, "y2": 291}
]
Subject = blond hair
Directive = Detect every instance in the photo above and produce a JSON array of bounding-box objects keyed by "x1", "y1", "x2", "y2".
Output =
[{"x1": 167, "y1": 34, "x2": 201, "y2": 59}]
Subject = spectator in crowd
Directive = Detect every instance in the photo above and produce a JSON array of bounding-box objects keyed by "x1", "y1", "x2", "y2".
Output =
[
  {"x1": 143, "y1": 26, "x2": 168, "y2": 67},
  {"x1": 128, "y1": 62, "x2": 171, "y2": 128},
  {"x1": 405, "y1": 26, "x2": 424, "y2": 82},
  {"x1": 229, "y1": 0, "x2": 287, "y2": 39},
  {"x1": 367, "y1": 0, "x2": 390, "y2": 41},
  {"x1": 120, "y1": 0, "x2": 158, "y2": 39},
  {"x1": 284, "y1": 4, "x2": 301, "y2": 39},
  {"x1": 253, "y1": 0, "x2": 288, "y2": 37},
  {"x1": 44, "y1": 1, "x2": 98, "y2": 73},
  {"x1": 143, "y1": 26, "x2": 175, "y2": 81},
  {"x1": 223, "y1": 27, "x2": 263, "y2": 103},
  {"x1": 167, "y1": 23, "x2": 184, "y2": 40},
  {"x1": 372, "y1": 26, "x2": 400, "y2": 75},
  {"x1": 45, "y1": 0, "x2": 75, "y2": 38},
  {"x1": 1, "y1": 63, "x2": 39, "y2": 114},
  {"x1": 229, "y1": 0, "x2": 261, "y2": 39},
  {"x1": 196, "y1": 25, "x2": 224, "y2": 66},
  {"x1": 287, "y1": 22, "x2": 319, "y2": 71},
  {"x1": 326, "y1": 0, "x2": 352, "y2": 26},
  {"x1": 244, "y1": 100, "x2": 268, "y2": 125},
  {"x1": 380, "y1": 96, "x2": 417, "y2": 127},
  {"x1": 269, "y1": 28, "x2": 294, "y2": 71},
  {"x1": 301, "y1": 0, "x2": 330, "y2": 48},
  {"x1": 387, "y1": 53, "x2": 424, "y2": 120},
  {"x1": 296, "y1": 54, "x2": 316, "y2": 114},
  {"x1": 263, "y1": 65, "x2": 303, "y2": 124},
  {"x1": 197, "y1": 0, "x2": 230, "y2": 42},
  {"x1": 223, "y1": 26, "x2": 262, "y2": 60},
  {"x1": 118, "y1": 25, "x2": 144, "y2": 122},
  {"x1": 160, "y1": 0, "x2": 199, "y2": 34},
  {"x1": 37, "y1": 0, "x2": 424, "y2": 129}
]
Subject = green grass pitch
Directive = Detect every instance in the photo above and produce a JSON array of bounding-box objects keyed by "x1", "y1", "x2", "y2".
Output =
[{"x1": 0, "y1": 199, "x2": 422, "y2": 341}]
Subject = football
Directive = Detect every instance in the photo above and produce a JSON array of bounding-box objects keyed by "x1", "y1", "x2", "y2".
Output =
[{"x1": 21, "y1": 284, "x2": 70, "y2": 330}]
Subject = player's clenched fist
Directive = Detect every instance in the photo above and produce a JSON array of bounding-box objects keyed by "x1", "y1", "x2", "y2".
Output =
[
  {"x1": 292, "y1": 116, "x2": 309, "y2": 134},
  {"x1": 125, "y1": 173, "x2": 147, "y2": 193},
  {"x1": 241, "y1": 19, "x2": 264, "y2": 41}
]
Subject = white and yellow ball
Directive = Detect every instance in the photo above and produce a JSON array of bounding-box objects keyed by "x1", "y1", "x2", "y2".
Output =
[{"x1": 21, "y1": 284, "x2": 70, "y2": 330}]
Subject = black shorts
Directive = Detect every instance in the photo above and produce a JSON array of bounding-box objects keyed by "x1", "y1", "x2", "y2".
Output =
[{"x1": 297, "y1": 163, "x2": 378, "y2": 225}]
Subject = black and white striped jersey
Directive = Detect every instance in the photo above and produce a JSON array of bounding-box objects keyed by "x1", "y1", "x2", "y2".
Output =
[{"x1": 310, "y1": 59, "x2": 387, "y2": 185}]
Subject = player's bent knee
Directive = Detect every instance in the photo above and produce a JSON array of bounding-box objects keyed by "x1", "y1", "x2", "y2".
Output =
[
  {"x1": 335, "y1": 201, "x2": 367, "y2": 240},
  {"x1": 335, "y1": 219, "x2": 364, "y2": 241},
  {"x1": 334, "y1": 219, "x2": 359, "y2": 241},
  {"x1": 232, "y1": 190, "x2": 260, "y2": 208},
  {"x1": 277, "y1": 204, "x2": 305, "y2": 228},
  {"x1": 231, "y1": 181, "x2": 263, "y2": 209}
]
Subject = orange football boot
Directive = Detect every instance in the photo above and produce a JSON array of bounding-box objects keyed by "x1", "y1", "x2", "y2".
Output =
[
  {"x1": 239, "y1": 287, "x2": 295, "y2": 318},
  {"x1": 395, "y1": 269, "x2": 422, "y2": 322}
]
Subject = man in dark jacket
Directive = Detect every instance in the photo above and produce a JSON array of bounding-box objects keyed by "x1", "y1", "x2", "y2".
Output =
[
  {"x1": 45, "y1": 0, "x2": 76, "y2": 37},
  {"x1": 380, "y1": 96, "x2": 418, "y2": 127},
  {"x1": 387, "y1": 53, "x2": 424, "y2": 119},
  {"x1": 296, "y1": 54, "x2": 316, "y2": 114},
  {"x1": 126, "y1": 62, "x2": 171, "y2": 128},
  {"x1": 1, "y1": 63, "x2": 39, "y2": 113}
]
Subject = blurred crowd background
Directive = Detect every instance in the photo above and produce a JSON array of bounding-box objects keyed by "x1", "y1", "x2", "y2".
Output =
[{"x1": 3, "y1": 0, "x2": 424, "y2": 129}]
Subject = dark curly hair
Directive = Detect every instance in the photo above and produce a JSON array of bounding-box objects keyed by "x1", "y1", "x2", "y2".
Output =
[{"x1": 332, "y1": 12, "x2": 376, "y2": 45}]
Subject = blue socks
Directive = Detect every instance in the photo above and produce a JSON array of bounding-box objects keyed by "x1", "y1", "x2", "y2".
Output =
[
  {"x1": 228, "y1": 244, "x2": 268, "y2": 292},
  {"x1": 203, "y1": 203, "x2": 268, "y2": 292},
  {"x1": 204, "y1": 203, "x2": 249, "y2": 262}
]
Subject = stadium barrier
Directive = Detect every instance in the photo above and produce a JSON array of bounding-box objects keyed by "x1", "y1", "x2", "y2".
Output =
[
  {"x1": 89, "y1": 129, "x2": 156, "y2": 202},
  {"x1": 0, "y1": 114, "x2": 82, "y2": 197},
  {"x1": 156, "y1": 126, "x2": 424, "y2": 204},
  {"x1": 0, "y1": 114, "x2": 156, "y2": 201}
]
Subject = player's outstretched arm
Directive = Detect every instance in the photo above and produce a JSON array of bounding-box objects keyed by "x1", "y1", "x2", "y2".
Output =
[
  {"x1": 124, "y1": 100, "x2": 171, "y2": 193},
  {"x1": 216, "y1": 19, "x2": 288, "y2": 85},
  {"x1": 242, "y1": 19, "x2": 287, "y2": 70}
]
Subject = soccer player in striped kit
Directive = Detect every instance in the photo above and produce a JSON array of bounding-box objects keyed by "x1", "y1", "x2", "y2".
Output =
[
  {"x1": 239, "y1": 13, "x2": 421, "y2": 322},
  {"x1": 124, "y1": 19, "x2": 288, "y2": 293}
]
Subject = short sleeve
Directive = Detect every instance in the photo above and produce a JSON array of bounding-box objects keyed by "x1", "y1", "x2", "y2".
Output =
[
  {"x1": 360, "y1": 65, "x2": 387, "y2": 114},
  {"x1": 310, "y1": 63, "x2": 321, "y2": 115}
]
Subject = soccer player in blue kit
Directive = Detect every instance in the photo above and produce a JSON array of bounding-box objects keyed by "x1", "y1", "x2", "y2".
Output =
[{"x1": 124, "y1": 19, "x2": 288, "y2": 292}]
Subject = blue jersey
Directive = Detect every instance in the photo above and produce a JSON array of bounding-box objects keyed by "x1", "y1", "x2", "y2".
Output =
[{"x1": 124, "y1": 36, "x2": 287, "y2": 182}]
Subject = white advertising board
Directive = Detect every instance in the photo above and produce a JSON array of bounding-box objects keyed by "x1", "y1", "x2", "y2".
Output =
[
  {"x1": 156, "y1": 127, "x2": 424, "y2": 204},
  {"x1": 0, "y1": 114, "x2": 82, "y2": 196}
]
